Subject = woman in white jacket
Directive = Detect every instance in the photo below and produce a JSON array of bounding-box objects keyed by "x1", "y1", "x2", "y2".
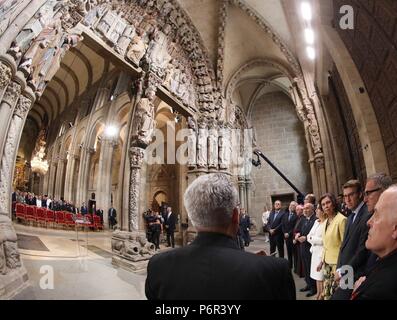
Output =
[{"x1": 307, "y1": 204, "x2": 326, "y2": 300}]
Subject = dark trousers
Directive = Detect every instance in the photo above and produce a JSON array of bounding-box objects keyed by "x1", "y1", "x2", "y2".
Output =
[
  {"x1": 167, "y1": 231, "x2": 175, "y2": 248},
  {"x1": 151, "y1": 230, "x2": 160, "y2": 249},
  {"x1": 269, "y1": 233, "x2": 284, "y2": 258},
  {"x1": 285, "y1": 236, "x2": 294, "y2": 269},
  {"x1": 301, "y1": 243, "x2": 316, "y2": 292}
]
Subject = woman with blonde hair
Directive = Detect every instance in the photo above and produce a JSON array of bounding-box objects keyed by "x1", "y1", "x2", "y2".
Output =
[
  {"x1": 317, "y1": 193, "x2": 347, "y2": 300},
  {"x1": 307, "y1": 204, "x2": 326, "y2": 299}
]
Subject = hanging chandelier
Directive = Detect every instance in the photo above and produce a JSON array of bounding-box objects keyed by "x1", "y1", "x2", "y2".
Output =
[
  {"x1": 31, "y1": 147, "x2": 49, "y2": 175},
  {"x1": 31, "y1": 129, "x2": 49, "y2": 175}
]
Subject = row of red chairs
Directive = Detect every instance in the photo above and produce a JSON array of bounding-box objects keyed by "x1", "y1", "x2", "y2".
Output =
[{"x1": 14, "y1": 203, "x2": 103, "y2": 231}]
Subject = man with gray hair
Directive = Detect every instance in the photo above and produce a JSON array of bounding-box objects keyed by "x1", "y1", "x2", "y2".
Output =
[
  {"x1": 145, "y1": 173, "x2": 296, "y2": 300},
  {"x1": 351, "y1": 185, "x2": 397, "y2": 299}
]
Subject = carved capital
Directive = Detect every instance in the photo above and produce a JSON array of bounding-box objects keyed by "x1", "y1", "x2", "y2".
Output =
[
  {"x1": 314, "y1": 154, "x2": 325, "y2": 170},
  {"x1": 13, "y1": 96, "x2": 32, "y2": 119},
  {"x1": 129, "y1": 147, "x2": 145, "y2": 168},
  {"x1": 0, "y1": 62, "x2": 12, "y2": 89},
  {"x1": 2, "y1": 81, "x2": 21, "y2": 106}
]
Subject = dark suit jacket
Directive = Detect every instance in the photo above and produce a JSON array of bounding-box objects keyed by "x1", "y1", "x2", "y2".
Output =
[
  {"x1": 165, "y1": 212, "x2": 177, "y2": 232},
  {"x1": 282, "y1": 211, "x2": 298, "y2": 236},
  {"x1": 267, "y1": 210, "x2": 285, "y2": 236},
  {"x1": 145, "y1": 232, "x2": 296, "y2": 300},
  {"x1": 300, "y1": 214, "x2": 317, "y2": 249},
  {"x1": 352, "y1": 249, "x2": 397, "y2": 300},
  {"x1": 337, "y1": 203, "x2": 371, "y2": 277}
]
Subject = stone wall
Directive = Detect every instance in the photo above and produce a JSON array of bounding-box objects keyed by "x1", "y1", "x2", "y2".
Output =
[
  {"x1": 249, "y1": 91, "x2": 311, "y2": 225},
  {"x1": 334, "y1": 0, "x2": 397, "y2": 181}
]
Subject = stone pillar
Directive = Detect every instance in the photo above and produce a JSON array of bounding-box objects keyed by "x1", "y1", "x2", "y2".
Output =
[
  {"x1": 0, "y1": 95, "x2": 32, "y2": 215},
  {"x1": 0, "y1": 61, "x2": 12, "y2": 103},
  {"x1": 245, "y1": 178, "x2": 251, "y2": 214},
  {"x1": 128, "y1": 147, "x2": 145, "y2": 231},
  {"x1": 42, "y1": 160, "x2": 51, "y2": 195},
  {"x1": 0, "y1": 94, "x2": 32, "y2": 299},
  {"x1": 0, "y1": 81, "x2": 21, "y2": 162},
  {"x1": 96, "y1": 138, "x2": 117, "y2": 229},
  {"x1": 54, "y1": 158, "x2": 66, "y2": 199},
  {"x1": 47, "y1": 162, "x2": 57, "y2": 198},
  {"x1": 238, "y1": 176, "x2": 245, "y2": 209},
  {"x1": 63, "y1": 154, "x2": 78, "y2": 203},
  {"x1": 315, "y1": 154, "x2": 327, "y2": 196}
]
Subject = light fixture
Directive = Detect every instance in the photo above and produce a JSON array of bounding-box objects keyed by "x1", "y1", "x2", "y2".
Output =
[
  {"x1": 31, "y1": 147, "x2": 49, "y2": 175},
  {"x1": 306, "y1": 46, "x2": 316, "y2": 60},
  {"x1": 301, "y1": 2, "x2": 312, "y2": 21},
  {"x1": 104, "y1": 125, "x2": 118, "y2": 138},
  {"x1": 304, "y1": 28, "x2": 314, "y2": 44}
]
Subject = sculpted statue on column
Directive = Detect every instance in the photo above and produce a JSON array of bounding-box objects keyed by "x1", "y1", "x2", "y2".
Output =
[
  {"x1": 126, "y1": 31, "x2": 147, "y2": 66},
  {"x1": 207, "y1": 120, "x2": 218, "y2": 168},
  {"x1": 218, "y1": 125, "x2": 231, "y2": 170},
  {"x1": 187, "y1": 117, "x2": 197, "y2": 168},
  {"x1": 197, "y1": 120, "x2": 208, "y2": 168},
  {"x1": 133, "y1": 89, "x2": 156, "y2": 148}
]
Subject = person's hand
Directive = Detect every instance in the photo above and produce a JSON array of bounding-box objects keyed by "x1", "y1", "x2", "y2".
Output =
[
  {"x1": 353, "y1": 276, "x2": 366, "y2": 293},
  {"x1": 246, "y1": 228, "x2": 249, "y2": 231},
  {"x1": 293, "y1": 239, "x2": 296, "y2": 245},
  {"x1": 298, "y1": 236, "x2": 306, "y2": 243},
  {"x1": 334, "y1": 270, "x2": 341, "y2": 284},
  {"x1": 284, "y1": 233, "x2": 289, "y2": 239},
  {"x1": 294, "y1": 233, "x2": 300, "y2": 240},
  {"x1": 316, "y1": 262, "x2": 323, "y2": 272},
  {"x1": 270, "y1": 229, "x2": 275, "y2": 235}
]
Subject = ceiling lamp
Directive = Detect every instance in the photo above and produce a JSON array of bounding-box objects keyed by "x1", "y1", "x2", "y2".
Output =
[
  {"x1": 301, "y1": 2, "x2": 312, "y2": 21},
  {"x1": 104, "y1": 125, "x2": 118, "y2": 138},
  {"x1": 304, "y1": 28, "x2": 314, "y2": 44},
  {"x1": 306, "y1": 47, "x2": 316, "y2": 60}
]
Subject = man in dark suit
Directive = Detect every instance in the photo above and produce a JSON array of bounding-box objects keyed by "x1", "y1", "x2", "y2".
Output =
[
  {"x1": 297, "y1": 203, "x2": 317, "y2": 297},
  {"x1": 145, "y1": 173, "x2": 296, "y2": 300},
  {"x1": 332, "y1": 180, "x2": 371, "y2": 299},
  {"x1": 164, "y1": 206, "x2": 177, "y2": 248},
  {"x1": 267, "y1": 200, "x2": 285, "y2": 258},
  {"x1": 108, "y1": 205, "x2": 117, "y2": 229},
  {"x1": 351, "y1": 185, "x2": 397, "y2": 300},
  {"x1": 282, "y1": 201, "x2": 298, "y2": 269},
  {"x1": 80, "y1": 202, "x2": 88, "y2": 215}
]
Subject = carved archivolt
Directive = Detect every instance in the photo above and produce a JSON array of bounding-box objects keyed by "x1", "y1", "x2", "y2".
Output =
[{"x1": 0, "y1": 62, "x2": 12, "y2": 89}]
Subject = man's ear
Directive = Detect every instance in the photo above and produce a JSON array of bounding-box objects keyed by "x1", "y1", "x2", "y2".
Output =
[{"x1": 392, "y1": 224, "x2": 397, "y2": 240}]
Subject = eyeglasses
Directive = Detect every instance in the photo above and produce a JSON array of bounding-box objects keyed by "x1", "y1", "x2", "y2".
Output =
[
  {"x1": 343, "y1": 191, "x2": 358, "y2": 199},
  {"x1": 364, "y1": 188, "x2": 382, "y2": 197}
]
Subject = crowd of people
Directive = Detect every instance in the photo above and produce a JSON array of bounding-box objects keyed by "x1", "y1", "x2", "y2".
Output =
[
  {"x1": 146, "y1": 172, "x2": 397, "y2": 300},
  {"x1": 12, "y1": 190, "x2": 119, "y2": 229},
  {"x1": 261, "y1": 173, "x2": 396, "y2": 300}
]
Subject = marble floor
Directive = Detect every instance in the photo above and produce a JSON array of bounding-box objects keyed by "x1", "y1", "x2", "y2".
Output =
[{"x1": 12, "y1": 223, "x2": 310, "y2": 300}]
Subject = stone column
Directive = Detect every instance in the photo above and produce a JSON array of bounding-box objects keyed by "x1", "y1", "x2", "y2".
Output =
[
  {"x1": 96, "y1": 138, "x2": 117, "y2": 229},
  {"x1": 0, "y1": 61, "x2": 12, "y2": 103},
  {"x1": 63, "y1": 154, "x2": 78, "y2": 203},
  {"x1": 245, "y1": 178, "x2": 251, "y2": 214},
  {"x1": 128, "y1": 147, "x2": 145, "y2": 231},
  {"x1": 0, "y1": 95, "x2": 32, "y2": 215},
  {"x1": 0, "y1": 81, "x2": 21, "y2": 162},
  {"x1": 42, "y1": 160, "x2": 51, "y2": 195},
  {"x1": 237, "y1": 176, "x2": 245, "y2": 209},
  {"x1": 54, "y1": 158, "x2": 66, "y2": 199},
  {"x1": 47, "y1": 162, "x2": 57, "y2": 198}
]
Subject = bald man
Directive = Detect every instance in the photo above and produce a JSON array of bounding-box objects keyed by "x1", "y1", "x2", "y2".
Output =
[{"x1": 351, "y1": 185, "x2": 397, "y2": 300}]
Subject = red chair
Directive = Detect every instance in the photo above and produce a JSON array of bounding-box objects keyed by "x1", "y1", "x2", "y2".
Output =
[
  {"x1": 93, "y1": 214, "x2": 103, "y2": 231},
  {"x1": 26, "y1": 205, "x2": 37, "y2": 225},
  {"x1": 16, "y1": 203, "x2": 26, "y2": 222},
  {"x1": 55, "y1": 211, "x2": 65, "y2": 228},
  {"x1": 45, "y1": 209, "x2": 55, "y2": 228},
  {"x1": 64, "y1": 212, "x2": 75, "y2": 229},
  {"x1": 85, "y1": 214, "x2": 95, "y2": 230},
  {"x1": 36, "y1": 207, "x2": 47, "y2": 227}
]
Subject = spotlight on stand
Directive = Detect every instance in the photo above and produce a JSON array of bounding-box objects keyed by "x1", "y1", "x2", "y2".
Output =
[{"x1": 251, "y1": 154, "x2": 261, "y2": 167}]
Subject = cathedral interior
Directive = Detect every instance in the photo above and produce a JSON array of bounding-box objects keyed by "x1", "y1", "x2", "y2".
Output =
[{"x1": 0, "y1": 0, "x2": 396, "y2": 300}]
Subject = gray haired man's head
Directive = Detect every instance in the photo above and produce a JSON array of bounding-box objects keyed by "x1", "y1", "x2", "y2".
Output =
[{"x1": 184, "y1": 173, "x2": 238, "y2": 229}]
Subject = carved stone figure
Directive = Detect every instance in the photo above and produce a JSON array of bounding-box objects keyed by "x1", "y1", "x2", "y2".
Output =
[
  {"x1": 96, "y1": 9, "x2": 116, "y2": 36},
  {"x1": 219, "y1": 127, "x2": 231, "y2": 170},
  {"x1": 197, "y1": 120, "x2": 208, "y2": 168},
  {"x1": 0, "y1": 215, "x2": 22, "y2": 275},
  {"x1": 115, "y1": 25, "x2": 135, "y2": 55},
  {"x1": 188, "y1": 128, "x2": 197, "y2": 168},
  {"x1": 111, "y1": 230, "x2": 155, "y2": 265},
  {"x1": 207, "y1": 122, "x2": 218, "y2": 168},
  {"x1": 133, "y1": 90, "x2": 156, "y2": 147},
  {"x1": 126, "y1": 34, "x2": 146, "y2": 65},
  {"x1": 108, "y1": 18, "x2": 126, "y2": 45},
  {"x1": 145, "y1": 28, "x2": 171, "y2": 76}
]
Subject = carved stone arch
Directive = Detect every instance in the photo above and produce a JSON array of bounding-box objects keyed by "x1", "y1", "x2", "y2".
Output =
[
  {"x1": 60, "y1": 62, "x2": 80, "y2": 101},
  {"x1": 53, "y1": 76, "x2": 70, "y2": 110},
  {"x1": 87, "y1": 117, "x2": 104, "y2": 149}
]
